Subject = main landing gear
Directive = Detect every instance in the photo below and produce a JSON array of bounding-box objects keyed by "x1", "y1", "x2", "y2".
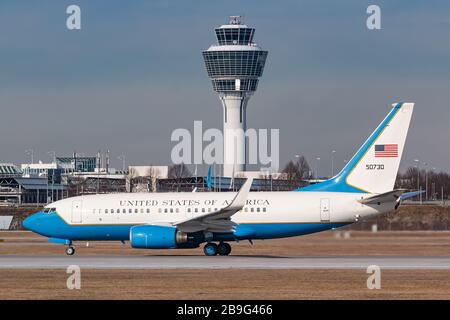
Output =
[
  {"x1": 203, "y1": 242, "x2": 232, "y2": 256},
  {"x1": 65, "y1": 246, "x2": 75, "y2": 256}
]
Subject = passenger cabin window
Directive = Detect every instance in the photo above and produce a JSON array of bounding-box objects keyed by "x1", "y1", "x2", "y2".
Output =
[
  {"x1": 129, "y1": 209, "x2": 132, "y2": 214},
  {"x1": 105, "y1": 209, "x2": 109, "y2": 213},
  {"x1": 146, "y1": 208, "x2": 150, "y2": 214}
]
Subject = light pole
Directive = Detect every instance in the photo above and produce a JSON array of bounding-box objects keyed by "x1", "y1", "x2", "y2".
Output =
[
  {"x1": 315, "y1": 157, "x2": 321, "y2": 180},
  {"x1": 268, "y1": 159, "x2": 273, "y2": 191},
  {"x1": 414, "y1": 159, "x2": 421, "y2": 204},
  {"x1": 432, "y1": 167, "x2": 436, "y2": 200},
  {"x1": 25, "y1": 149, "x2": 34, "y2": 164},
  {"x1": 47, "y1": 151, "x2": 56, "y2": 203},
  {"x1": 331, "y1": 150, "x2": 336, "y2": 178},
  {"x1": 47, "y1": 151, "x2": 56, "y2": 163},
  {"x1": 118, "y1": 154, "x2": 126, "y2": 172},
  {"x1": 423, "y1": 162, "x2": 428, "y2": 201},
  {"x1": 414, "y1": 159, "x2": 420, "y2": 188}
]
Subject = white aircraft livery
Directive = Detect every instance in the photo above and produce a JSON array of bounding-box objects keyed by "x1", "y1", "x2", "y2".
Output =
[{"x1": 24, "y1": 102, "x2": 415, "y2": 256}]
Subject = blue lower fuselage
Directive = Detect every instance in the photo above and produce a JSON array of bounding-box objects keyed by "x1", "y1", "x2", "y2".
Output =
[{"x1": 23, "y1": 211, "x2": 348, "y2": 245}]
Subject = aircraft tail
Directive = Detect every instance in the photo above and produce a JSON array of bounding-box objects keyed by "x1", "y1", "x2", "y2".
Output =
[{"x1": 298, "y1": 102, "x2": 414, "y2": 194}]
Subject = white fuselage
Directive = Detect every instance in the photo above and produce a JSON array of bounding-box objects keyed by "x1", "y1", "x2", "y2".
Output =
[{"x1": 50, "y1": 191, "x2": 393, "y2": 227}]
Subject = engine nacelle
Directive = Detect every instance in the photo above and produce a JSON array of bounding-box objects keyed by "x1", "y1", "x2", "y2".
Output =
[{"x1": 130, "y1": 225, "x2": 189, "y2": 249}]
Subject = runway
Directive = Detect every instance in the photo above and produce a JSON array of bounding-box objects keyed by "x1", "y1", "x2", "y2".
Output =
[{"x1": 1, "y1": 255, "x2": 450, "y2": 269}]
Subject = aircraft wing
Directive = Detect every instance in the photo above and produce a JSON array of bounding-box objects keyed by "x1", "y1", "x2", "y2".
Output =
[
  {"x1": 358, "y1": 189, "x2": 407, "y2": 205},
  {"x1": 173, "y1": 178, "x2": 253, "y2": 233}
]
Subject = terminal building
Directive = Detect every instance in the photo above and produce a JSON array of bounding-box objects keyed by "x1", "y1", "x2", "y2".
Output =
[{"x1": 0, "y1": 164, "x2": 66, "y2": 205}]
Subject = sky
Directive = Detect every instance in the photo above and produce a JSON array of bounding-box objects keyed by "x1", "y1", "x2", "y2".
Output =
[{"x1": 0, "y1": 0, "x2": 449, "y2": 176}]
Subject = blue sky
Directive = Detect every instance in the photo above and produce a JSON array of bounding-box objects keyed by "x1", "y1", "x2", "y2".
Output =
[{"x1": 0, "y1": 0, "x2": 449, "y2": 175}]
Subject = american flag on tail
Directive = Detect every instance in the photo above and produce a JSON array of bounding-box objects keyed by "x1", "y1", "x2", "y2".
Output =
[{"x1": 374, "y1": 144, "x2": 398, "y2": 158}]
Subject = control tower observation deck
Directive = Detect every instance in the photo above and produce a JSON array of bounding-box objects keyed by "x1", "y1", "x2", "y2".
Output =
[{"x1": 202, "y1": 16, "x2": 268, "y2": 177}]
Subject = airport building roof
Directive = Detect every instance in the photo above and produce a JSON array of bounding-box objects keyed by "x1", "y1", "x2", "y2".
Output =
[
  {"x1": 13, "y1": 177, "x2": 65, "y2": 190},
  {"x1": 0, "y1": 164, "x2": 21, "y2": 175}
]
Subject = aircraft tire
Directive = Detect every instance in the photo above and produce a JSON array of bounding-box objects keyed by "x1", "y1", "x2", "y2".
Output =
[
  {"x1": 66, "y1": 246, "x2": 75, "y2": 256},
  {"x1": 217, "y1": 242, "x2": 231, "y2": 256},
  {"x1": 203, "y1": 243, "x2": 218, "y2": 256}
]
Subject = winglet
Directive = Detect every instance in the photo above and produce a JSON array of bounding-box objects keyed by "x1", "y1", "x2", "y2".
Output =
[{"x1": 226, "y1": 178, "x2": 253, "y2": 211}]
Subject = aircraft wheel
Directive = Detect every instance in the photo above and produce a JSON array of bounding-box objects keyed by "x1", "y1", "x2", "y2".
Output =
[
  {"x1": 203, "y1": 243, "x2": 218, "y2": 256},
  {"x1": 66, "y1": 246, "x2": 75, "y2": 256},
  {"x1": 217, "y1": 242, "x2": 231, "y2": 256}
]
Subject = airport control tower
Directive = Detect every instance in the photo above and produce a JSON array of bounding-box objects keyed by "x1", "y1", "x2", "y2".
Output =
[{"x1": 203, "y1": 16, "x2": 268, "y2": 177}]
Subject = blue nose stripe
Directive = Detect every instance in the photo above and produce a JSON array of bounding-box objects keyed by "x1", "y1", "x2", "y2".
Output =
[
  {"x1": 22, "y1": 212, "x2": 45, "y2": 233},
  {"x1": 23, "y1": 213, "x2": 38, "y2": 231},
  {"x1": 22, "y1": 216, "x2": 31, "y2": 230}
]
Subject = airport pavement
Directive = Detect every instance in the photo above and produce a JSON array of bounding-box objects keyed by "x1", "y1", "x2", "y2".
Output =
[{"x1": 1, "y1": 255, "x2": 450, "y2": 269}]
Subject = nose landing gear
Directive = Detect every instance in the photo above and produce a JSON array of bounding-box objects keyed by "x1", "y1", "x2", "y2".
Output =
[
  {"x1": 65, "y1": 246, "x2": 75, "y2": 256},
  {"x1": 203, "y1": 242, "x2": 232, "y2": 256}
]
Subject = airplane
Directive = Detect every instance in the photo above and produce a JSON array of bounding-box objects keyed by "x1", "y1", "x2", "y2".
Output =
[{"x1": 24, "y1": 102, "x2": 415, "y2": 256}]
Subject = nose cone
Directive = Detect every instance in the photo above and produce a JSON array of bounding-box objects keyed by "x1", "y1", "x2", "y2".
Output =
[{"x1": 23, "y1": 212, "x2": 42, "y2": 232}]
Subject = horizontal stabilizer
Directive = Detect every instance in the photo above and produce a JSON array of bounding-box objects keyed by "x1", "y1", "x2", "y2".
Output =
[
  {"x1": 358, "y1": 189, "x2": 407, "y2": 204},
  {"x1": 400, "y1": 190, "x2": 425, "y2": 201}
]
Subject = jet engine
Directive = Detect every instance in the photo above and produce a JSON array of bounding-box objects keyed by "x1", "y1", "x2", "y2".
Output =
[{"x1": 130, "y1": 225, "x2": 200, "y2": 249}]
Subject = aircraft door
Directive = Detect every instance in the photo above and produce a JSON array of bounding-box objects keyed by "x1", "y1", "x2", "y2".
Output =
[
  {"x1": 320, "y1": 198, "x2": 330, "y2": 222},
  {"x1": 71, "y1": 200, "x2": 83, "y2": 223}
]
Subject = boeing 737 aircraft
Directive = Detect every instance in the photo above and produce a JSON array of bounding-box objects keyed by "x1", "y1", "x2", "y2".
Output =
[{"x1": 24, "y1": 102, "x2": 415, "y2": 256}]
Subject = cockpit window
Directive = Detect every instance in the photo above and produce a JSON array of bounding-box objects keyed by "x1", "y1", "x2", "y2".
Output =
[{"x1": 43, "y1": 208, "x2": 56, "y2": 214}]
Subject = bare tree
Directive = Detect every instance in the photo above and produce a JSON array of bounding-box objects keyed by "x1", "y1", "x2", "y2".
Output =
[
  {"x1": 126, "y1": 167, "x2": 137, "y2": 193},
  {"x1": 282, "y1": 156, "x2": 311, "y2": 189},
  {"x1": 396, "y1": 166, "x2": 450, "y2": 201},
  {"x1": 168, "y1": 163, "x2": 191, "y2": 191},
  {"x1": 168, "y1": 163, "x2": 191, "y2": 179},
  {"x1": 296, "y1": 155, "x2": 311, "y2": 180},
  {"x1": 145, "y1": 166, "x2": 160, "y2": 192}
]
